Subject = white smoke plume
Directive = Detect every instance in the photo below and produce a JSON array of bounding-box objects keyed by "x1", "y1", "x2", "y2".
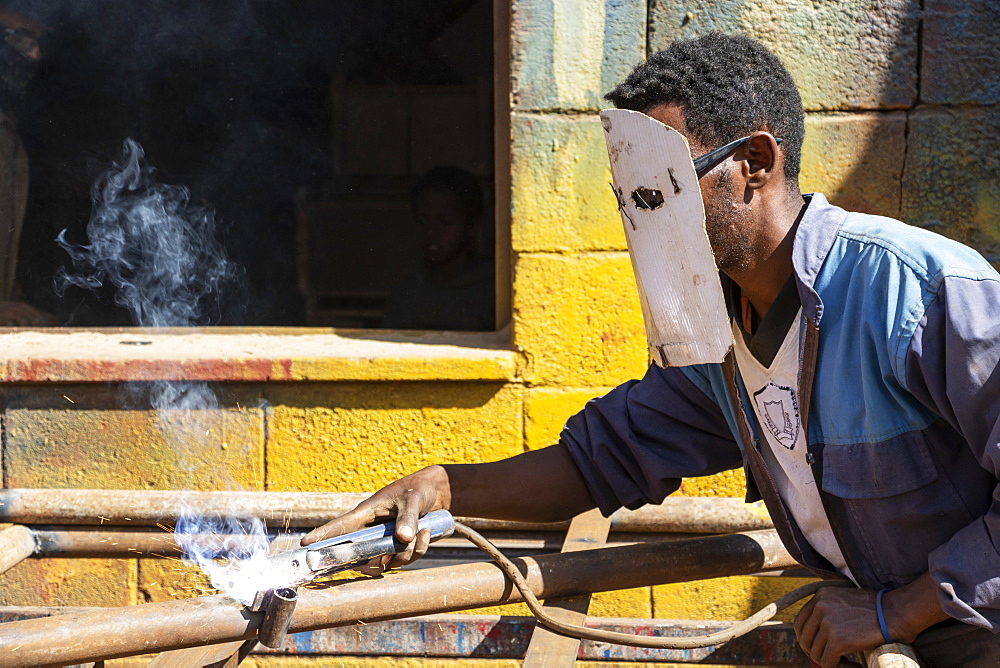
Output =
[
  {"x1": 56, "y1": 138, "x2": 240, "y2": 330},
  {"x1": 56, "y1": 139, "x2": 279, "y2": 603}
]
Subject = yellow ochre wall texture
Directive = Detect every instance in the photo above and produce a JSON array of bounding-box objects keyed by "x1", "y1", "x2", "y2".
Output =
[{"x1": 2, "y1": 0, "x2": 999, "y2": 666}]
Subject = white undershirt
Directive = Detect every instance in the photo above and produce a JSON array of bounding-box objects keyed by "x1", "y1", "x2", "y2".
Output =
[{"x1": 732, "y1": 311, "x2": 853, "y2": 580}]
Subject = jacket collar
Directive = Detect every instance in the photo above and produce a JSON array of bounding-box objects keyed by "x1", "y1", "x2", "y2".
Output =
[{"x1": 791, "y1": 192, "x2": 848, "y2": 326}]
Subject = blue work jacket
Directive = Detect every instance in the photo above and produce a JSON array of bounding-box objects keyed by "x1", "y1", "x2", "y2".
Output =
[{"x1": 562, "y1": 193, "x2": 1000, "y2": 631}]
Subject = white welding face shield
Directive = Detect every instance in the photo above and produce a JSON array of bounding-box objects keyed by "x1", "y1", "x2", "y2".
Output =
[{"x1": 601, "y1": 109, "x2": 732, "y2": 367}]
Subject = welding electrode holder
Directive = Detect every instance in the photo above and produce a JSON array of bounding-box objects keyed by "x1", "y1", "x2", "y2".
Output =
[{"x1": 302, "y1": 508, "x2": 455, "y2": 575}]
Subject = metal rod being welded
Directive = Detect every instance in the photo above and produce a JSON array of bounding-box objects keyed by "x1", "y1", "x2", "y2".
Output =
[
  {"x1": 257, "y1": 587, "x2": 298, "y2": 648},
  {"x1": 28, "y1": 526, "x2": 570, "y2": 559},
  {"x1": 0, "y1": 525, "x2": 35, "y2": 575},
  {"x1": 0, "y1": 529, "x2": 792, "y2": 666},
  {"x1": 0, "y1": 489, "x2": 772, "y2": 533}
]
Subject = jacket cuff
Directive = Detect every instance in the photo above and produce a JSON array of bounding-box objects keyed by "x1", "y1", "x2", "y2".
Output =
[{"x1": 928, "y1": 516, "x2": 1000, "y2": 632}]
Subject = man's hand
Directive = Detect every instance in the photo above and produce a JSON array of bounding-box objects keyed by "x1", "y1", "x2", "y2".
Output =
[
  {"x1": 299, "y1": 444, "x2": 596, "y2": 574},
  {"x1": 0, "y1": 301, "x2": 58, "y2": 326},
  {"x1": 794, "y1": 573, "x2": 949, "y2": 667},
  {"x1": 793, "y1": 586, "x2": 885, "y2": 667},
  {"x1": 300, "y1": 465, "x2": 451, "y2": 573}
]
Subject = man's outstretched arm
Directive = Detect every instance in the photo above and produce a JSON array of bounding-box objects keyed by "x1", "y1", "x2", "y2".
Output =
[{"x1": 300, "y1": 443, "x2": 596, "y2": 567}]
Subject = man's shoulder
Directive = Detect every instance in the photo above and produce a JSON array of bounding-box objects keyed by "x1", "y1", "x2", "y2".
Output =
[{"x1": 832, "y1": 209, "x2": 997, "y2": 285}]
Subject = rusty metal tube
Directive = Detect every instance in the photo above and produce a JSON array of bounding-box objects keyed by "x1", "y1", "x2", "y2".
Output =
[
  {"x1": 0, "y1": 529, "x2": 793, "y2": 666},
  {"x1": 31, "y1": 526, "x2": 184, "y2": 558},
  {"x1": 867, "y1": 643, "x2": 921, "y2": 667},
  {"x1": 0, "y1": 489, "x2": 367, "y2": 528},
  {"x1": 0, "y1": 525, "x2": 36, "y2": 575},
  {"x1": 29, "y1": 526, "x2": 298, "y2": 559},
  {"x1": 28, "y1": 526, "x2": 570, "y2": 559},
  {"x1": 0, "y1": 489, "x2": 772, "y2": 533},
  {"x1": 258, "y1": 587, "x2": 298, "y2": 648}
]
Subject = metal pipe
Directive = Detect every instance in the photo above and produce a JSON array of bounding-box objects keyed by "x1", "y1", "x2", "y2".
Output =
[
  {"x1": 0, "y1": 525, "x2": 35, "y2": 575},
  {"x1": 257, "y1": 587, "x2": 298, "y2": 649},
  {"x1": 867, "y1": 643, "x2": 921, "y2": 667},
  {"x1": 0, "y1": 489, "x2": 367, "y2": 528},
  {"x1": 29, "y1": 526, "x2": 296, "y2": 559},
  {"x1": 0, "y1": 489, "x2": 773, "y2": 533},
  {"x1": 31, "y1": 526, "x2": 183, "y2": 558},
  {"x1": 0, "y1": 529, "x2": 793, "y2": 666},
  {"x1": 28, "y1": 526, "x2": 569, "y2": 559}
]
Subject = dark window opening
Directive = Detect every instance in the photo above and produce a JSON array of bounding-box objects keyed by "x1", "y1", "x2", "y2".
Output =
[{"x1": 11, "y1": 0, "x2": 496, "y2": 329}]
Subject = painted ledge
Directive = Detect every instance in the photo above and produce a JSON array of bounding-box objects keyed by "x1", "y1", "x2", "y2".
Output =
[{"x1": 0, "y1": 328, "x2": 518, "y2": 383}]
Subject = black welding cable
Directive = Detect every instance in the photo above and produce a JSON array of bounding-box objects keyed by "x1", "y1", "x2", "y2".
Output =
[{"x1": 452, "y1": 521, "x2": 851, "y2": 650}]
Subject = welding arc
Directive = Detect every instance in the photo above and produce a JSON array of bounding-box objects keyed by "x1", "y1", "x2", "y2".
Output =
[{"x1": 453, "y1": 521, "x2": 850, "y2": 650}]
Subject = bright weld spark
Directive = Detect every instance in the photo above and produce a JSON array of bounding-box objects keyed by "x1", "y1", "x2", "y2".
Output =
[{"x1": 62, "y1": 395, "x2": 75, "y2": 403}]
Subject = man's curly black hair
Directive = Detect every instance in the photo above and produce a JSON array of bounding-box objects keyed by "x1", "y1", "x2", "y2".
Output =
[{"x1": 605, "y1": 32, "x2": 804, "y2": 183}]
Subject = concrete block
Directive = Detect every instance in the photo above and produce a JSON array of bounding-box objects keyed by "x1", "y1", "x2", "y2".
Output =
[
  {"x1": 901, "y1": 107, "x2": 1000, "y2": 263},
  {"x1": 453, "y1": 585, "x2": 650, "y2": 619},
  {"x1": 514, "y1": 252, "x2": 648, "y2": 387},
  {"x1": 524, "y1": 387, "x2": 613, "y2": 450},
  {"x1": 800, "y1": 112, "x2": 907, "y2": 218},
  {"x1": 138, "y1": 559, "x2": 215, "y2": 604},
  {"x1": 652, "y1": 574, "x2": 817, "y2": 623},
  {"x1": 511, "y1": 113, "x2": 626, "y2": 253},
  {"x1": 0, "y1": 558, "x2": 136, "y2": 607},
  {"x1": 512, "y1": 0, "x2": 646, "y2": 111},
  {"x1": 922, "y1": 0, "x2": 1000, "y2": 104},
  {"x1": 2, "y1": 385, "x2": 266, "y2": 491},
  {"x1": 677, "y1": 469, "x2": 749, "y2": 499},
  {"x1": 265, "y1": 383, "x2": 524, "y2": 492},
  {"x1": 590, "y1": 586, "x2": 652, "y2": 618},
  {"x1": 648, "y1": 0, "x2": 920, "y2": 111}
]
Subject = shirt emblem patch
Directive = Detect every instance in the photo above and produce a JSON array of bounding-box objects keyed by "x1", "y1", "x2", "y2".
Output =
[{"x1": 753, "y1": 382, "x2": 800, "y2": 449}]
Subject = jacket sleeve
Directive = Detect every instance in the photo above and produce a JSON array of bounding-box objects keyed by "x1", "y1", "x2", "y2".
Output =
[
  {"x1": 904, "y1": 273, "x2": 1000, "y2": 630},
  {"x1": 560, "y1": 363, "x2": 742, "y2": 517}
]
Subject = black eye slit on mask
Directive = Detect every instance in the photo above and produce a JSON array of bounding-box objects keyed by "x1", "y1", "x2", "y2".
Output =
[{"x1": 631, "y1": 187, "x2": 664, "y2": 210}]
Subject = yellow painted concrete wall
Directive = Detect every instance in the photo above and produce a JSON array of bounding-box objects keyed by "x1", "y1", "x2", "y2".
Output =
[{"x1": 2, "y1": 1, "x2": 999, "y2": 665}]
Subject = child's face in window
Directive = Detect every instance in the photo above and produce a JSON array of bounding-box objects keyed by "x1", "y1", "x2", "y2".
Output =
[{"x1": 414, "y1": 189, "x2": 475, "y2": 265}]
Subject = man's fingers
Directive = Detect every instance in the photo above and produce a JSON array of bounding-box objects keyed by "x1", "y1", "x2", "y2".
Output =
[
  {"x1": 387, "y1": 528, "x2": 431, "y2": 569},
  {"x1": 387, "y1": 540, "x2": 416, "y2": 569},
  {"x1": 793, "y1": 598, "x2": 820, "y2": 659},
  {"x1": 300, "y1": 520, "x2": 343, "y2": 546},
  {"x1": 356, "y1": 555, "x2": 393, "y2": 577},
  {"x1": 394, "y1": 495, "x2": 422, "y2": 544},
  {"x1": 410, "y1": 527, "x2": 431, "y2": 562},
  {"x1": 301, "y1": 506, "x2": 376, "y2": 546}
]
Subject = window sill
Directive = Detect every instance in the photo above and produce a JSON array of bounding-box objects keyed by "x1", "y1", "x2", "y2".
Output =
[{"x1": 0, "y1": 328, "x2": 518, "y2": 383}]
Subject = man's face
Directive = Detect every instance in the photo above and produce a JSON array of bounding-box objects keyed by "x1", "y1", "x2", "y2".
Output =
[{"x1": 644, "y1": 103, "x2": 756, "y2": 272}]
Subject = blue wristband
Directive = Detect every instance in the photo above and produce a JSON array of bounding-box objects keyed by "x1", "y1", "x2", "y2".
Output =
[{"x1": 876, "y1": 588, "x2": 893, "y2": 645}]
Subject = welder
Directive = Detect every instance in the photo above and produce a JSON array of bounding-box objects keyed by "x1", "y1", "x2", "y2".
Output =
[{"x1": 305, "y1": 33, "x2": 1000, "y2": 667}]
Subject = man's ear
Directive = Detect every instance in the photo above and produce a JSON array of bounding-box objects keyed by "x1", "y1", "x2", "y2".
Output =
[{"x1": 742, "y1": 132, "x2": 781, "y2": 190}]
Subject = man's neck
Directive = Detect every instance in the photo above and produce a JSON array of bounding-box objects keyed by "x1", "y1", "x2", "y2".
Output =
[{"x1": 724, "y1": 192, "x2": 805, "y2": 319}]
